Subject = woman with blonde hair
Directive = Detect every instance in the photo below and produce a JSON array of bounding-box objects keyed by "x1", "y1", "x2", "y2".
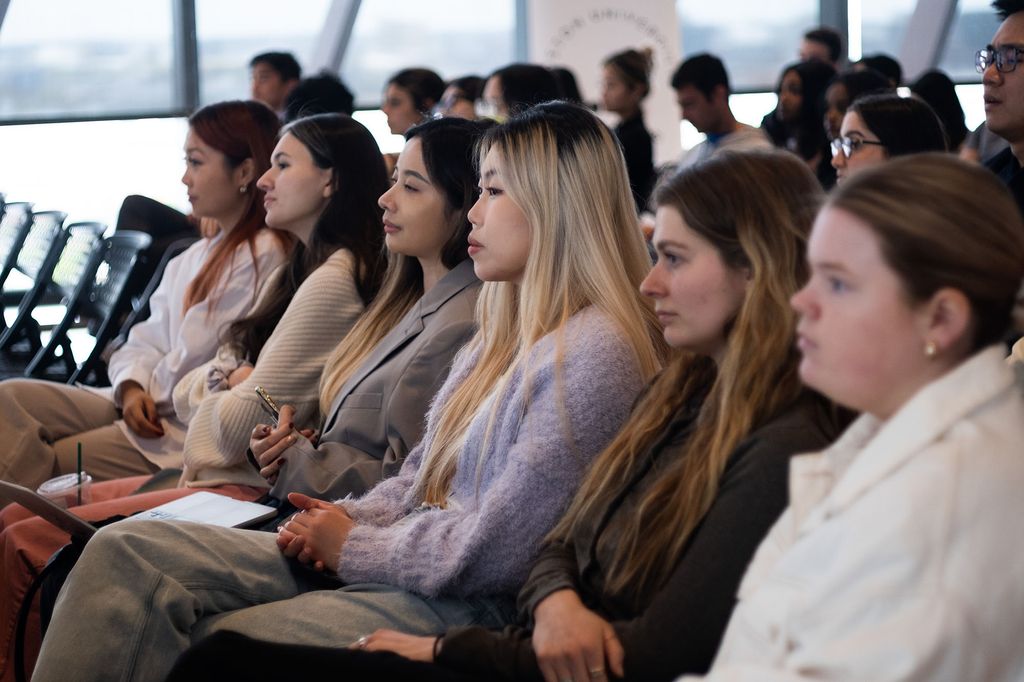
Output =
[
  {"x1": 34, "y1": 102, "x2": 664, "y2": 682},
  {"x1": 680, "y1": 154, "x2": 1024, "y2": 680},
  {"x1": 167, "y1": 150, "x2": 845, "y2": 682}
]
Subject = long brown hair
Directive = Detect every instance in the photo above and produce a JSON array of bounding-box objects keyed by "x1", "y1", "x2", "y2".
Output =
[
  {"x1": 227, "y1": 113, "x2": 390, "y2": 361},
  {"x1": 551, "y1": 150, "x2": 823, "y2": 598},
  {"x1": 182, "y1": 100, "x2": 289, "y2": 313}
]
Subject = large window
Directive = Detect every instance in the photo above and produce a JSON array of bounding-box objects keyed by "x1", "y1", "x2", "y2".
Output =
[
  {"x1": 340, "y1": 0, "x2": 516, "y2": 107},
  {"x1": 939, "y1": 0, "x2": 1001, "y2": 81},
  {"x1": 0, "y1": 0, "x2": 174, "y2": 119},
  {"x1": 859, "y1": 0, "x2": 915, "y2": 61},
  {"x1": 676, "y1": 0, "x2": 817, "y2": 91},
  {"x1": 196, "y1": 0, "x2": 332, "y2": 105}
]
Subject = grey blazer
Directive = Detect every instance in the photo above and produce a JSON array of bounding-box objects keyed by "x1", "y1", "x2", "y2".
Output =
[{"x1": 270, "y1": 259, "x2": 480, "y2": 501}]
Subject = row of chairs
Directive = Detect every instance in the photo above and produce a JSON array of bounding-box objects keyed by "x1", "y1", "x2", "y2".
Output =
[{"x1": 0, "y1": 196, "x2": 193, "y2": 386}]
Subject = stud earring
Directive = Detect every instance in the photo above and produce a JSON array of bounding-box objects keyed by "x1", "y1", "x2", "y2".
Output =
[
  {"x1": 239, "y1": 185, "x2": 247, "y2": 194},
  {"x1": 924, "y1": 340, "x2": 938, "y2": 358}
]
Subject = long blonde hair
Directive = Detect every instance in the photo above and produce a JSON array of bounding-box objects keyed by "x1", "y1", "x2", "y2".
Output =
[
  {"x1": 318, "y1": 118, "x2": 489, "y2": 412},
  {"x1": 417, "y1": 102, "x2": 665, "y2": 506},
  {"x1": 551, "y1": 150, "x2": 823, "y2": 600}
]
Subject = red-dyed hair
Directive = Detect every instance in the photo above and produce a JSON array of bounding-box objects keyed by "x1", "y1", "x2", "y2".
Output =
[{"x1": 182, "y1": 100, "x2": 291, "y2": 313}]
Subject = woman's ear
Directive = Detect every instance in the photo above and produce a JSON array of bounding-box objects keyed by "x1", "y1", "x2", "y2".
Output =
[
  {"x1": 321, "y1": 171, "x2": 335, "y2": 200},
  {"x1": 235, "y1": 158, "x2": 257, "y2": 189},
  {"x1": 918, "y1": 287, "x2": 973, "y2": 356}
]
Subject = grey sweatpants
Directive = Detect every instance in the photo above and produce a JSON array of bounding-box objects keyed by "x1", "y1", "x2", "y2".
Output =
[{"x1": 33, "y1": 520, "x2": 515, "y2": 682}]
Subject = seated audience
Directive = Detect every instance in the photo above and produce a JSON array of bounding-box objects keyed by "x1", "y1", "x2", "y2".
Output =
[
  {"x1": 822, "y1": 69, "x2": 891, "y2": 140},
  {"x1": 175, "y1": 113, "x2": 387, "y2": 487},
  {"x1": 250, "y1": 51, "x2": 302, "y2": 117},
  {"x1": 479, "y1": 64, "x2": 562, "y2": 121},
  {"x1": 910, "y1": 69, "x2": 969, "y2": 152},
  {"x1": 680, "y1": 153, "x2": 1024, "y2": 681},
  {"x1": 830, "y1": 92, "x2": 947, "y2": 183},
  {"x1": 382, "y1": 67, "x2": 445, "y2": 135},
  {"x1": 602, "y1": 48, "x2": 656, "y2": 212},
  {"x1": 223, "y1": 118, "x2": 489, "y2": 502},
  {"x1": 32, "y1": 102, "x2": 664, "y2": 682},
  {"x1": 0, "y1": 116, "x2": 484, "y2": 682},
  {"x1": 762, "y1": 60, "x2": 837, "y2": 186},
  {"x1": 673, "y1": 54, "x2": 772, "y2": 168},
  {"x1": 167, "y1": 150, "x2": 847, "y2": 682},
  {"x1": 0, "y1": 99, "x2": 290, "y2": 681},
  {"x1": 283, "y1": 72, "x2": 356, "y2": 122}
]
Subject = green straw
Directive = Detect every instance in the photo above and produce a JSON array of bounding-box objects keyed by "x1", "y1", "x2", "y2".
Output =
[{"x1": 77, "y1": 442, "x2": 82, "y2": 507}]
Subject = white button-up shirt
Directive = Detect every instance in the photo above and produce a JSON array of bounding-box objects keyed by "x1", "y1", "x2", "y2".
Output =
[{"x1": 680, "y1": 345, "x2": 1024, "y2": 681}]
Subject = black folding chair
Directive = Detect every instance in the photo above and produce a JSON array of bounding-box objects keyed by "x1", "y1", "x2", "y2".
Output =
[
  {"x1": 0, "y1": 202, "x2": 34, "y2": 332},
  {"x1": 0, "y1": 211, "x2": 70, "y2": 355},
  {"x1": 25, "y1": 231, "x2": 152, "y2": 383}
]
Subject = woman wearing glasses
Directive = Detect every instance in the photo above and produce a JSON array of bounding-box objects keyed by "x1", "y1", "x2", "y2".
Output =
[{"x1": 830, "y1": 93, "x2": 947, "y2": 184}]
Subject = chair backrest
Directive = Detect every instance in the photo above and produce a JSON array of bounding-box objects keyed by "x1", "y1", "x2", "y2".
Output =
[
  {"x1": 59, "y1": 231, "x2": 153, "y2": 385},
  {"x1": 49, "y1": 222, "x2": 107, "y2": 301},
  {"x1": 0, "y1": 202, "x2": 34, "y2": 288},
  {"x1": 79, "y1": 230, "x2": 152, "y2": 325},
  {"x1": 15, "y1": 211, "x2": 68, "y2": 280}
]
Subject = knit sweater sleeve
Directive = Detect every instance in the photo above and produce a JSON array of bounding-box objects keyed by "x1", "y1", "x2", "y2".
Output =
[
  {"x1": 335, "y1": 311, "x2": 647, "y2": 597},
  {"x1": 180, "y1": 250, "x2": 364, "y2": 487}
]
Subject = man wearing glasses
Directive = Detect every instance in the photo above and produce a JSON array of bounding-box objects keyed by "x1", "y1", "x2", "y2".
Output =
[{"x1": 980, "y1": 0, "x2": 1024, "y2": 214}]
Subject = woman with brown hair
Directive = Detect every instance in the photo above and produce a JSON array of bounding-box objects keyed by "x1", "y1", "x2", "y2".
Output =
[
  {"x1": 683, "y1": 154, "x2": 1024, "y2": 680},
  {"x1": 164, "y1": 149, "x2": 844, "y2": 682}
]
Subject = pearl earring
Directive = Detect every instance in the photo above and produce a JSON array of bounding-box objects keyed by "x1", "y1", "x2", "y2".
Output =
[
  {"x1": 924, "y1": 340, "x2": 938, "y2": 358},
  {"x1": 239, "y1": 185, "x2": 247, "y2": 194}
]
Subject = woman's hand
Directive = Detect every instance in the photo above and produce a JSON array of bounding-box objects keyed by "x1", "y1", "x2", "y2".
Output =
[
  {"x1": 353, "y1": 629, "x2": 438, "y2": 662},
  {"x1": 532, "y1": 589, "x2": 625, "y2": 682},
  {"x1": 120, "y1": 381, "x2": 164, "y2": 438},
  {"x1": 275, "y1": 492, "x2": 354, "y2": 572},
  {"x1": 249, "y1": 404, "x2": 299, "y2": 484},
  {"x1": 227, "y1": 364, "x2": 254, "y2": 388}
]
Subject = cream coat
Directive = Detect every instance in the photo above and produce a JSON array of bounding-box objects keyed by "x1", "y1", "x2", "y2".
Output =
[{"x1": 681, "y1": 345, "x2": 1024, "y2": 682}]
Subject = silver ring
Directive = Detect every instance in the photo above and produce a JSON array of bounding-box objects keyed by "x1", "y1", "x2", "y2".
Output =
[
  {"x1": 589, "y1": 668, "x2": 606, "y2": 679},
  {"x1": 355, "y1": 635, "x2": 369, "y2": 649}
]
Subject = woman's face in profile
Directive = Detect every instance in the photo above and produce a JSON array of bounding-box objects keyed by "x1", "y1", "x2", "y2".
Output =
[
  {"x1": 382, "y1": 83, "x2": 421, "y2": 135},
  {"x1": 831, "y1": 111, "x2": 889, "y2": 184},
  {"x1": 466, "y1": 147, "x2": 531, "y2": 283},
  {"x1": 377, "y1": 137, "x2": 452, "y2": 261},
  {"x1": 777, "y1": 70, "x2": 803, "y2": 123},
  {"x1": 790, "y1": 206, "x2": 936, "y2": 419}
]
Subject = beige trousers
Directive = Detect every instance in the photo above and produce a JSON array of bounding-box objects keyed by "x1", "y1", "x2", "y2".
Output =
[{"x1": 0, "y1": 378, "x2": 158, "y2": 490}]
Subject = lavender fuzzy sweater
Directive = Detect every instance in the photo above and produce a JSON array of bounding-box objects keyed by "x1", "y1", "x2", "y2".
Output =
[{"x1": 335, "y1": 306, "x2": 647, "y2": 598}]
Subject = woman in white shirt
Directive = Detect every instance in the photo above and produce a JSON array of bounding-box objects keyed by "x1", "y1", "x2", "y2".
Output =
[
  {"x1": 684, "y1": 153, "x2": 1024, "y2": 681},
  {"x1": 0, "y1": 100, "x2": 289, "y2": 490}
]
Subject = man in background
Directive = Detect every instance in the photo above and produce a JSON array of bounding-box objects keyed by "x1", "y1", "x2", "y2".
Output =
[{"x1": 250, "y1": 52, "x2": 301, "y2": 117}]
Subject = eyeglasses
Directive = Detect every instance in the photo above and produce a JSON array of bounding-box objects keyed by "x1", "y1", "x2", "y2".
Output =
[
  {"x1": 830, "y1": 136, "x2": 886, "y2": 158},
  {"x1": 976, "y1": 45, "x2": 1024, "y2": 73}
]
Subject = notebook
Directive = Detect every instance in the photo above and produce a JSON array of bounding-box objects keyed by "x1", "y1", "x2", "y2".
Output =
[{"x1": 0, "y1": 482, "x2": 277, "y2": 542}]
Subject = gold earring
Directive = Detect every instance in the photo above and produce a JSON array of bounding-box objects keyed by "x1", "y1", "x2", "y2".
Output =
[{"x1": 924, "y1": 340, "x2": 938, "y2": 358}]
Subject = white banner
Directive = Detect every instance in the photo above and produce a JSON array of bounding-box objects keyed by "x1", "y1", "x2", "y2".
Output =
[{"x1": 527, "y1": 1, "x2": 682, "y2": 164}]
